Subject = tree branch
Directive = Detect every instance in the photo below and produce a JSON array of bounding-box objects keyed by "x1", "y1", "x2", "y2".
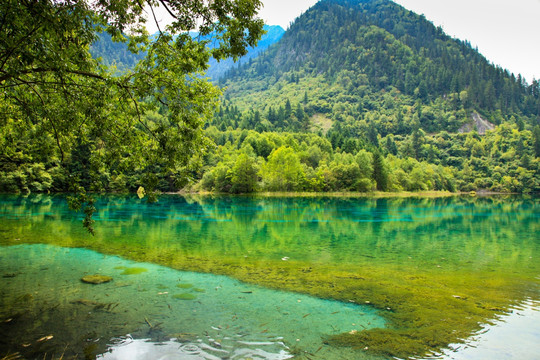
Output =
[
  {"x1": 147, "y1": 1, "x2": 163, "y2": 37},
  {"x1": 0, "y1": 22, "x2": 43, "y2": 73},
  {"x1": 0, "y1": 67, "x2": 108, "y2": 84},
  {"x1": 10, "y1": 76, "x2": 65, "y2": 163},
  {"x1": 157, "y1": 0, "x2": 179, "y2": 20}
]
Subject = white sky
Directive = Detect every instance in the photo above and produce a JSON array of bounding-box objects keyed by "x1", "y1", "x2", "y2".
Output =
[
  {"x1": 392, "y1": 0, "x2": 540, "y2": 83},
  {"x1": 145, "y1": 0, "x2": 540, "y2": 83}
]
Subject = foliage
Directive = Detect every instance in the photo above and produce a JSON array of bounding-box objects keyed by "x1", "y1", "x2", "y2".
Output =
[
  {"x1": 198, "y1": 129, "x2": 462, "y2": 194},
  {"x1": 1, "y1": 0, "x2": 539, "y2": 204},
  {"x1": 0, "y1": 0, "x2": 264, "y2": 230},
  {"x1": 261, "y1": 146, "x2": 305, "y2": 191}
]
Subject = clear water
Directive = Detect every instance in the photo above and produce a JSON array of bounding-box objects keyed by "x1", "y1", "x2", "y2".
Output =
[
  {"x1": 0, "y1": 244, "x2": 382, "y2": 359},
  {"x1": 0, "y1": 194, "x2": 539, "y2": 359}
]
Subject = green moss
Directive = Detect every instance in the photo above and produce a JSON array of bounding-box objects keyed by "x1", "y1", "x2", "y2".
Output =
[
  {"x1": 176, "y1": 283, "x2": 193, "y2": 289},
  {"x1": 173, "y1": 293, "x2": 197, "y2": 300},
  {"x1": 145, "y1": 256, "x2": 522, "y2": 359},
  {"x1": 120, "y1": 267, "x2": 148, "y2": 275}
]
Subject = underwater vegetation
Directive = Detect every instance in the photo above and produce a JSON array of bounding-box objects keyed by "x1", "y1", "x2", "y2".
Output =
[
  {"x1": 176, "y1": 283, "x2": 194, "y2": 289},
  {"x1": 173, "y1": 293, "x2": 197, "y2": 300},
  {"x1": 117, "y1": 267, "x2": 148, "y2": 275}
]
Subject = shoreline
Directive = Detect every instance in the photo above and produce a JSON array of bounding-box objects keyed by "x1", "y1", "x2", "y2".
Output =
[
  {"x1": 0, "y1": 190, "x2": 525, "y2": 199},
  {"x1": 172, "y1": 190, "x2": 521, "y2": 198}
]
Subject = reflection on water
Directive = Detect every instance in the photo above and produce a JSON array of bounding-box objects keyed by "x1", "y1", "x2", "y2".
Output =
[
  {"x1": 100, "y1": 337, "x2": 294, "y2": 360},
  {"x1": 0, "y1": 194, "x2": 539, "y2": 359},
  {"x1": 437, "y1": 299, "x2": 540, "y2": 360},
  {"x1": 0, "y1": 194, "x2": 538, "y2": 270}
]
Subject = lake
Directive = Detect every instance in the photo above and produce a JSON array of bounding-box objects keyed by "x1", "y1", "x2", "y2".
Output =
[{"x1": 0, "y1": 194, "x2": 539, "y2": 359}]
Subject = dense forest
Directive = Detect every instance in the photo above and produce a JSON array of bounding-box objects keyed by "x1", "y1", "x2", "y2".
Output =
[
  {"x1": 206, "y1": 0, "x2": 540, "y2": 193},
  {"x1": 1, "y1": 0, "x2": 539, "y2": 196}
]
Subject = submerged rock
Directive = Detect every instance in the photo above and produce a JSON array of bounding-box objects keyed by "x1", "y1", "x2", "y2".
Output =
[{"x1": 81, "y1": 275, "x2": 113, "y2": 284}]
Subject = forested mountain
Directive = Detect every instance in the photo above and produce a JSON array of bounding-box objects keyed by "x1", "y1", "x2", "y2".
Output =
[
  {"x1": 218, "y1": 0, "x2": 539, "y2": 131},
  {"x1": 90, "y1": 25, "x2": 285, "y2": 80},
  {"x1": 2, "y1": 0, "x2": 539, "y2": 196},
  {"x1": 89, "y1": 31, "x2": 146, "y2": 72},
  {"x1": 198, "y1": 0, "x2": 539, "y2": 194}
]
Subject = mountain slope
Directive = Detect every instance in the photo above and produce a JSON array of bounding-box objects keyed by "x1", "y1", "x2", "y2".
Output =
[{"x1": 217, "y1": 0, "x2": 539, "y2": 136}]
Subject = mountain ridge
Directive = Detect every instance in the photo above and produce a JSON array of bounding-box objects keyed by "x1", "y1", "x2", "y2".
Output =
[{"x1": 90, "y1": 25, "x2": 285, "y2": 80}]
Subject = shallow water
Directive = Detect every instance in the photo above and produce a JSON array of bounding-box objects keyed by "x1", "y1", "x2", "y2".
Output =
[
  {"x1": 0, "y1": 244, "x2": 383, "y2": 359},
  {"x1": 0, "y1": 194, "x2": 539, "y2": 359}
]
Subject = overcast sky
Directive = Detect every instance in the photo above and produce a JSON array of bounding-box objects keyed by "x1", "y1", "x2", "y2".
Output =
[{"x1": 146, "y1": 0, "x2": 540, "y2": 83}]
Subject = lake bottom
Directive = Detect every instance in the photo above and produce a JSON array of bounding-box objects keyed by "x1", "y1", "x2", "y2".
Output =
[{"x1": 0, "y1": 244, "x2": 386, "y2": 359}]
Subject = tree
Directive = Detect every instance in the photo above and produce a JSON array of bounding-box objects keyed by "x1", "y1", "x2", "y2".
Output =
[
  {"x1": 355, "y1": 149, "x2": 373, "y2": 179},
  {"x1": 0, "y1": 0, "x2": 264, "y2": 232},
  {"x1": 533, "y1": 126, "x2": 540, "y2": 158},
  {"x1": 261, "y1": 146, "x2": 304, "y2": 191},
  {"x1": 230, "y1": 153, "x2": 258, "y2": 193},
  {"x1": 372, "y1": 151, "x2": 388, "y2": 191}
]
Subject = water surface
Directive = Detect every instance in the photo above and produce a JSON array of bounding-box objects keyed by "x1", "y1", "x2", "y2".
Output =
[{"x1": 0, "y1": 194, "x2": 539, "y2": 359}]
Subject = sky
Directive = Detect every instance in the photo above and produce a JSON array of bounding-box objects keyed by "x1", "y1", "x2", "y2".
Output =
[{"x1": 146, "y1": 0, "x2": 540, "y2": 83}]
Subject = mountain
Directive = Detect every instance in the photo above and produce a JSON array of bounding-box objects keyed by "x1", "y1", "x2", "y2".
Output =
[
  {"x1": 206, "y1": 25, "x2": 285, "y2": 80},
  {"x1": 90, "y1": 25, "x2": 285, "y2": 80},
  {"x1": 90, "y1": 31, "x2": 146, "y2": 72},
  {"x1": 200, "y1": 0, "x2": 538, "y2": 194},
  {"x1": 217, "y1": 0, "x2": 539, "y2": 135}
]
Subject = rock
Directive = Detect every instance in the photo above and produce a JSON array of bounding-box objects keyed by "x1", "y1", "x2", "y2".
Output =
[
  {"x1": 81, "y1": 275, "x2": 113, "y2": 284},
  {"x1": 458, "y1": 112, "x2": 496, "y2": 135}
]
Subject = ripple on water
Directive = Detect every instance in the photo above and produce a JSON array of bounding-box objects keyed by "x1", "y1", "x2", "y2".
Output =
[{"x1": 431, "y1": 299, "x2": 540, "y2": 360}]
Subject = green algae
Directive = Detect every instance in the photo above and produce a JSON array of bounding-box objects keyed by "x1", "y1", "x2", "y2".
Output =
[
  {"x1": 0, "y1": 194, "x2": 538, "y2": 359},
  {"x1": 173, "y1": 293, "x2": 197, "y2": 300},
  {"x1": 176, "y1": 283, "x2": 193, "y2": 289},
  {"x1": 193, "y1": 288, "x2": 206, "y2": 293},
  {"x1": 119, "y1": 267, "x2": 148, "y2": 275}
]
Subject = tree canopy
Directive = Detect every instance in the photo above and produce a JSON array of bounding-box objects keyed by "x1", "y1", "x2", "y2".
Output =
[{"x1": 0, "y1": 0, "x2": 264, "y2": 232}]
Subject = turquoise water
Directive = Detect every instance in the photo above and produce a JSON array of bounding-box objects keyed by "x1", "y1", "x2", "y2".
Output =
[
  {"x1": 0, "y1": 244, "x2": 384, "y2": 359},
  {"x1": 0, "y1": 194, "x2": 539, "y2": 359}
]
